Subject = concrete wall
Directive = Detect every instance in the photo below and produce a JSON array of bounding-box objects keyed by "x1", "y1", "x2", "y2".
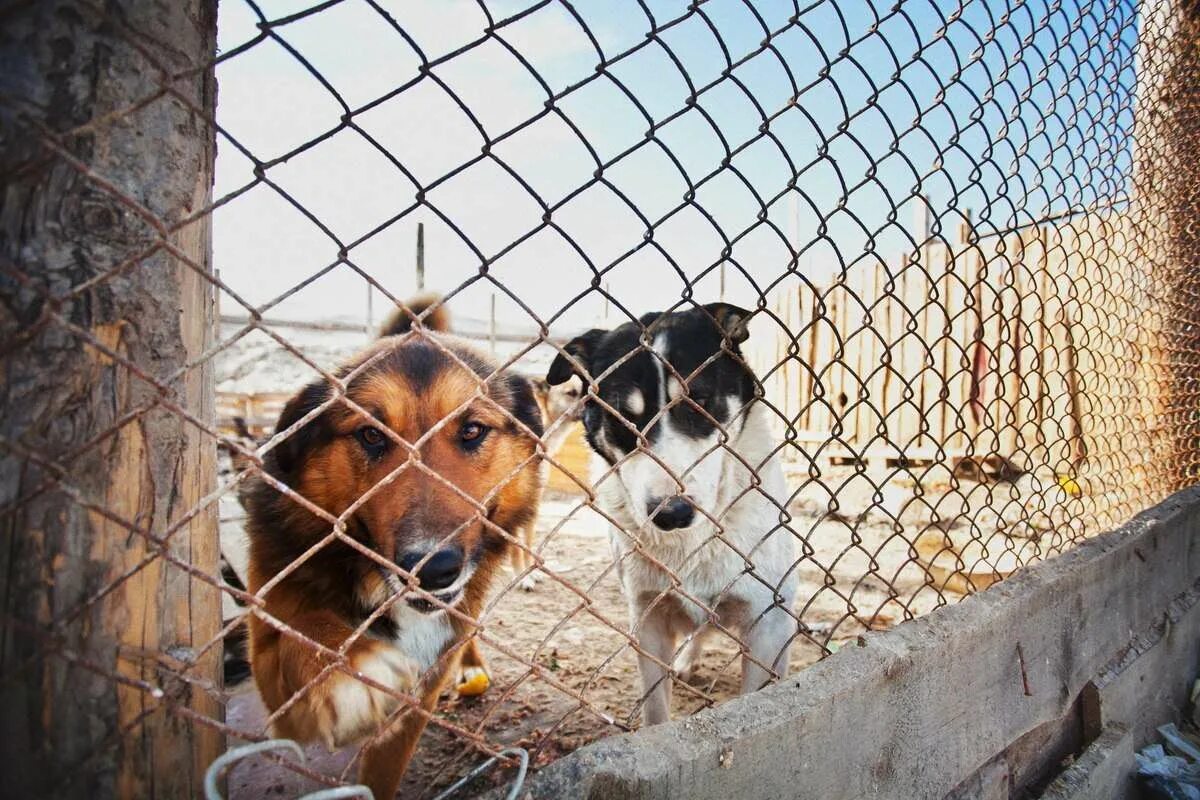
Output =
[{"x1": 508, "y1": 485, "x2": 1200, "y2": 800}]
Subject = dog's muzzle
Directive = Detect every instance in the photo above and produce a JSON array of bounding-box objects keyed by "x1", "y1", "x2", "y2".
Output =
[
  {"x1": 398, "y1": 547, "x2": 465, "y2": 613},
  {"x1": 646, "y1": 496, "x2": 696, "y2": 531}
]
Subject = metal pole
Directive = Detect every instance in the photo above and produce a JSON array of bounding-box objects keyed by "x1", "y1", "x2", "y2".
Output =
[
  {"x1": 366, "y1": 283, "x2": 374, "y2": 339},
  {"x1": 489, "y1": 293, "x2": 497, "y2": 356},
  {"x1": 416, "y1": 222, "x2": 425, "y2": 291}
]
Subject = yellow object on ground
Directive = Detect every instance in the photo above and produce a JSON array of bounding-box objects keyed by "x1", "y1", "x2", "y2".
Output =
[
  {"x1": 1057, "y1": 474, "x2": 1082, "y2": 496},
  {"x1": 456, "y1": 666, "x2": 490, "y2": 696}
]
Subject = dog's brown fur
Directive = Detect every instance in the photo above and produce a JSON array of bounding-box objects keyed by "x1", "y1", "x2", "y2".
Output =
[{"x1": 244, "y1": 298, "x2": 542, "y2": 799}]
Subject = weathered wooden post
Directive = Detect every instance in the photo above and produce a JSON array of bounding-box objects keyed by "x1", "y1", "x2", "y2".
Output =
[
  {"x1": 0, "y1": 2, "x2": 221, "y2": 797},
  {"x1": 1133, "y1": 0, "x2": 1200, "y2": 494}
]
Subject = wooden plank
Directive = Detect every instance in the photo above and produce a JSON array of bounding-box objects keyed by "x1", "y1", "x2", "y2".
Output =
[
  {"x1": 1039, "y1": 224, "x2": 1074, "y2": 475},
  {"x1": 808, "y1": 285, "x2": 834, "y2": 442},
  {"x1": 1065, "y1": 224, "x2": 1094, "y2": 474},
  {"x1": 773, "y1": 289, "x2": 790, "y2": 426},
  {"x1": 793, "y1": 283, "x2": 811, "y2": 434},
  {"x1": 941, "y1": 221, "x2": 975, "y2": 455},
  {"x1": 865, "y1": 262, "x2": 890, "y2": 454},
  {"x1": 977, "y1": 233, "x2": 1006, "y2": 456},
  {"x1": 922, "y1": 241, "x2": 950, "y2": 455},
  {"x1": 899, "y1": 253, "x2": 926, "y2": 455},
  {"x1": 963, "y1": 239, "x2": 987, "y2": 454},
  {"x1": 825, "y1": 275, "x2": 850, "y2": 447},
  {"x1": 879, "y1": 259, "x2": 904, "y2": 455},
  {"x1": 1019, "y1": 226, "x2": 1049, "y2": 472},
  {"x1": 847, "y1": 263, "x2": 878, "y2": 453},
  {"x1": 998, "y1": 233, "x2": 1023, "y2": 458},
  {"x1": 1004, "y1": 231, "x2": 1032, "y2": 471}
]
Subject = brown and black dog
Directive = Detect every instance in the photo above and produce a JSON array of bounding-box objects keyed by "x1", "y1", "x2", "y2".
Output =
[{"x1": 243, "y1": 296, "x2": 542, "y2": 798}]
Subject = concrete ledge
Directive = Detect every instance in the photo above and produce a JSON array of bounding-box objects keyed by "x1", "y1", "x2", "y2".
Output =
[
  {"x1": 509, "y1": 485, "x2": 1200, "y2": 799},
  {"x1": 1040, "y1": 726, "x2": 1136, "y2": 800}
]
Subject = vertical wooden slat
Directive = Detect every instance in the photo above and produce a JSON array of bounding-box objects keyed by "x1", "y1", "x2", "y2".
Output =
[
  {"x1": 879, "y1": 258, "x2": 904, "y2": 456},
  {"x1": 811, "y1": 284, "x2": 830, "y2": 441},
  {"x1": 866, "y1": 261, "x2": 890, "y2": 456},
  {"x1": 1020, "y1": 226, "x2": 1050, "y2": 472},
  {"x1": 899, "y1": 253, "x2": 926, "y2": 456},
  {"x1": 921, "y1": 241, "x2": 949, "y2": 456},
  {"x1": 1040, "y1": 224, "x2": 1074, "y2": 474},
  {"x1": 998, "y1": 234, "x2": 1023, "y2": 459},
  {"x1": 827, "y1": 275, "x2": 849, "y2": 447},
  {"x1": 848, "y1": 263, "x2": 877, "y2": 454},
  {"x1": 941, "y1": 222, "x2": 974, "y2": 458}
]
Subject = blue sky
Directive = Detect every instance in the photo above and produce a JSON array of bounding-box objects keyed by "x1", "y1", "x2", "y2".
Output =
[{"x1": 211, "y1": 0, "x2": 1138, "y2": 332}]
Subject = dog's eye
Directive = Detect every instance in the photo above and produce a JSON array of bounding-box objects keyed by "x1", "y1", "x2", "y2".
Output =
[
  {"x1": 355, "y1": 426, "x2": 388, "y2": 455},
  {"x1": 459, "y1": 422, "x2": 489, "y2": 449}
]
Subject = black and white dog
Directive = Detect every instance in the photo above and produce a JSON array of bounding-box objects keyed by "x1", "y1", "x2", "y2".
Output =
[{"x1": 547, "y1": 303, "x2": 797, "y2": 725}]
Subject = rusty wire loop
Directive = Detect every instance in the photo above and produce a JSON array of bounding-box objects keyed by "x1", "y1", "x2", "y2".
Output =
[{"x1": 4, "y1": 0, "x2": 1200, "y2": 797}]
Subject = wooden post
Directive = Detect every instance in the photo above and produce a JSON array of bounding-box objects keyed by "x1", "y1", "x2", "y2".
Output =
[
  {"x1": 0, "y1": 2, "x2": 221, "y2": 797},
  {"x1": 1133, "y1": 0, "x2": 1200, "y2": 491}
]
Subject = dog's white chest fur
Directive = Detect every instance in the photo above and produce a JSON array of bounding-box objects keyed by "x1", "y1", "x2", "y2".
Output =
[
  {"x1": 387, "y1": 603, "x2": 454, "y2": 673},
  {"x1": 599, "y1": 403, "x2": 797, "y2": 627}
]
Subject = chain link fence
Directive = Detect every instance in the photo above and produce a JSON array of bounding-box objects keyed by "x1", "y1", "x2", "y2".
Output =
[{"x1": 4, "y1": 0, "x2": 1200, "y2": 797}]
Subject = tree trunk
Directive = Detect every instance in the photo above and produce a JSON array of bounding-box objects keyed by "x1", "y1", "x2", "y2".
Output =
[{"x1": 0, "y1": 2, "x2": 221, "y2": 797}]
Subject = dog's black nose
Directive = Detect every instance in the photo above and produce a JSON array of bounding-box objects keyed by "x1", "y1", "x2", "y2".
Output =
[
  {"x1": 647, "y1": 497, "x2": 695, "y2": 530},
  {"x1": 397, "y1": 548, "x2": 463, "y2": 591}
]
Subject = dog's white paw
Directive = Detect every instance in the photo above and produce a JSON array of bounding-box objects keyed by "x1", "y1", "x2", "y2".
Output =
[
  {"x1": 675, "y1": 637, "x2": 704, "y2": 683},
  {"x1": 317, "y1": 643, "x2": 418, "y2": 750},
  {"x1": 517, "y1": 572, "x2": 541, "y2": 591}
]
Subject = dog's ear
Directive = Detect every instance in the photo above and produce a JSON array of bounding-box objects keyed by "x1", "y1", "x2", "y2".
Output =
[
  {"x1": 269, "y1": 380, "x2": 331, "y2": 477},
  {"x1": 638, "y1": 311, "x2": 663, "y2": 328},
  {"x1": 504, "y1": 374, "x2": 545, "y2": 440},
  {"x1": 547, "y1": 329, "x2": 605, "y2": 386},
  {"x1": 702, "y1": 303, "x2": 753, "y2": 345}
]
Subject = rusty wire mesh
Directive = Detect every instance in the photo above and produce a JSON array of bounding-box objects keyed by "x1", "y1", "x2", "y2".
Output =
[{"x1": 4, "y1": 0, "x2": 1200, "y2": 797}]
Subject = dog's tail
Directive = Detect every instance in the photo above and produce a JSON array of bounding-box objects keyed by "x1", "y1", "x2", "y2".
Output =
[{"x1": 378, "y1": 294, "x2": 450, "y2": 337}]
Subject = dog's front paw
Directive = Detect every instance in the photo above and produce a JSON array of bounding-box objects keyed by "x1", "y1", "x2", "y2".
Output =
[{"x1": 316, "y1": 642, "x2": 418, "y2": 750}]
